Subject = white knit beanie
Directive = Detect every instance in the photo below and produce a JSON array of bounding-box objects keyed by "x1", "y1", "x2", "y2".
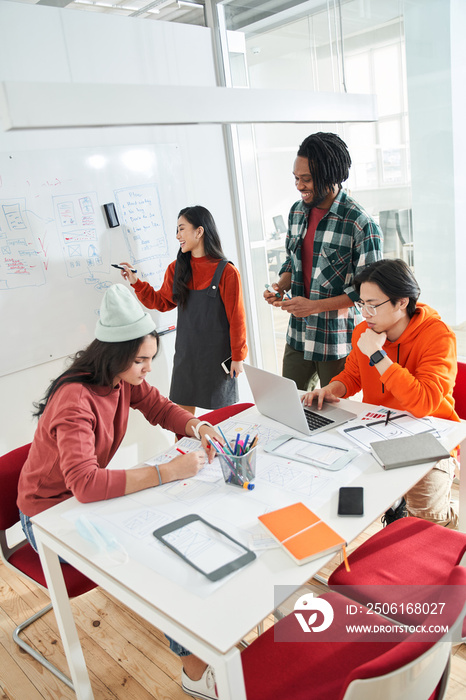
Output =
[{"x1": 95, "y1": 284, "x2": 156, "y2": 342}]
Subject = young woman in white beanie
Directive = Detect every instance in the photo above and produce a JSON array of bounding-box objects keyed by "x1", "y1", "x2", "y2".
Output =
[{"x1": 17, "y1": 283, "x2": 222, "y2": 700}]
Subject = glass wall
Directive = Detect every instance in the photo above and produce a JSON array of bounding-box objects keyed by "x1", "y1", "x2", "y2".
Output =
[{"x1": 219, "y1": 0, "x2": 414, "y2": 371}]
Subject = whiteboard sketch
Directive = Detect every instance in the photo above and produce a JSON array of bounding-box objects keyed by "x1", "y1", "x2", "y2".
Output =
[{"x1": 0, "y1": 144, "x2": 183, "y2": 376}]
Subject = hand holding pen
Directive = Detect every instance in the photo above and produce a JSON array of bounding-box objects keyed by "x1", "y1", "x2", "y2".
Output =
[
  {"x1": 117, "y1": 262, "x2": 138, "y2": 285},
  {"x1": 198, "y1": 426, "x2": 226, "y2": 463}
]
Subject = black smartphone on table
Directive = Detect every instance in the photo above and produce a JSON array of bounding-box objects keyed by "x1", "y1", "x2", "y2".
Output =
[{"x1": 338, "y1": 486, "x2": 364, "y2": 516}]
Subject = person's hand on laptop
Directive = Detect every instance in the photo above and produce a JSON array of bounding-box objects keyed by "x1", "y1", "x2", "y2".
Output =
[{"x1": 302, "y1": 381, "x2": 346, "y2": 410}]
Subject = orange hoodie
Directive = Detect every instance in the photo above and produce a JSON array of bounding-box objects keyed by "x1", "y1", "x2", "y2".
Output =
[{"x1": 332, "y1": 303, "x2": 459, "y2": 421}]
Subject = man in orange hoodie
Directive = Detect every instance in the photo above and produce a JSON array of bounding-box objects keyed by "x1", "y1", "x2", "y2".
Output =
[{"x1": 303, "y1": 258, "x2": 459, "y2": 528}]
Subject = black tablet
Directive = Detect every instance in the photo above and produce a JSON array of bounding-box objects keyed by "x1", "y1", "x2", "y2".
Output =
[{"x1": 153, "y1": 514, "x2": 256, "y2": 582}]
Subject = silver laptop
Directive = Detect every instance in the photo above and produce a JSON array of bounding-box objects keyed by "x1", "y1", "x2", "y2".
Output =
[{"x1": 244, "y1": 364, "x2": 357, "y2": 436}]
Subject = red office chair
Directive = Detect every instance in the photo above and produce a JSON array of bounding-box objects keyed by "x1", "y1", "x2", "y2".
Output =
[
  {"x1": 453, "y1": 361, "x2": 466, "y2": 420},
  {"x1": 0, "y1": 444, "x2": 97, "y2": 689},
  {"x1": 328, "y1": 517, "x2": 466, "y2": 635},
  {"x1": 241, "y1": 566, "x2": 466, "y2": 700},
  {"x1": 176, "y1": 402, "x2": 254, "y2": 440}
]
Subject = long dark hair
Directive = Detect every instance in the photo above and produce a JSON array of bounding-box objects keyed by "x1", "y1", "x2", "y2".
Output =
[
  {"x1": 33, "y1": 330, "x2": 159, "y2": 418},
  {"x1": 297, "y1": 132, "x2": 352, "y2": 201},
  {"x1": 354, "y1": 259, "x2": 420, "y2": 318},
  {"x1": 173, "y1": 205, "x2": 226, "y2": 308}
]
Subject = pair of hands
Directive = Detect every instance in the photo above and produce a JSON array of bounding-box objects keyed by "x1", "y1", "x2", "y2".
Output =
[{"x1": 263, "y1": 283, "x2": 317, "y2": 318}]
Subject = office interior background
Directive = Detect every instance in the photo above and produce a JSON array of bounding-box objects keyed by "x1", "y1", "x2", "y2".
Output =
[{"x1": 1, "y1": 0, "x2": 465, "y2": 467}]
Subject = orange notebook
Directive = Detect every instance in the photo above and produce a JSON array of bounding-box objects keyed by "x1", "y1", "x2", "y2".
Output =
[{"x1": 258, "y1": 502, "x2": 347, "y2": 566}]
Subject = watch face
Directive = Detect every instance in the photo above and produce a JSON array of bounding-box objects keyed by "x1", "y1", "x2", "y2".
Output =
[{"x1": 371, "y1": 350, "x2": 385, "y2": 364}]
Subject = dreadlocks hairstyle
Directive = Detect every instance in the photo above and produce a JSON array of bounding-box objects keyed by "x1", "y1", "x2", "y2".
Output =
[
  {"x1": 297, "y1": 132, "x2": 352, "y2": 201},
  {"x1": 354, "y1": 259, "x2": 420, "y2": 318},
  {"x1": 173, "y1": 205, "x2": 226, "y2": 309},
  {"x1": 33, "y1": 331, "x2": 159, "y2": 418}
]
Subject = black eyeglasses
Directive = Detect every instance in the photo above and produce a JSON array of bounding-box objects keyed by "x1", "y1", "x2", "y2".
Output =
[{"x1": 354, "y1": 299, "x2": 391, "y2": 317}]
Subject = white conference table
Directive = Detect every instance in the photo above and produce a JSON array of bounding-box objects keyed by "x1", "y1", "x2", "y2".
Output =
[{"x1": 32, "y1": 400, "x2": 466, "y2": 700}]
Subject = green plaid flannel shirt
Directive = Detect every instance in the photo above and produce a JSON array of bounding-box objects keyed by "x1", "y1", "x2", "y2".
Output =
[{"x1": 279, "y1": 189, "x2": 383, "y2": 361}]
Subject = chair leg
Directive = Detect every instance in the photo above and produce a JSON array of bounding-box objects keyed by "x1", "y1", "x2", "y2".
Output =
[{"x1": 13, "y1": 602, "x2": 74, "y2": 690}]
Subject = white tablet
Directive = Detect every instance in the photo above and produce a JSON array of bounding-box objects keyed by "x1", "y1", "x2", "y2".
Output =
[{"x1": 264, "y1": 434, "x2": 359, "y2": 471}]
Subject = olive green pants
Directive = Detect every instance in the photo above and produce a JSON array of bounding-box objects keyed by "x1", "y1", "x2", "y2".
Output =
[{"x1": 282, "y1": 343, "x2": 347, "y2": 392}]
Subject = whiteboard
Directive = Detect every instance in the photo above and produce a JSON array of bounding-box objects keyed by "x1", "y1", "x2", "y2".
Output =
[{"x1": 0, "y1": 144, "x2": 183, "y2": 376}]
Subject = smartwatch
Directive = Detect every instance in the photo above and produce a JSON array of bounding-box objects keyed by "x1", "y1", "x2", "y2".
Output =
[{"x1": 369, "y1": 349, "x2": 387, "y2": 366}]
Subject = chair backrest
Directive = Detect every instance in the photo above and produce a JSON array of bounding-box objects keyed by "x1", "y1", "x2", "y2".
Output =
[
  {"x1": 0, "y1": 443, "x2": 31, "y2": 531},
  {"x1": 453, "y1": 361, "x2": 466, "y2": 420},
  {"x1": 342, "y1": 565, "x2": 466, "y2": 700},
  {"x1": 198, "y1": 402, "x2": 254, "y2": 425}
]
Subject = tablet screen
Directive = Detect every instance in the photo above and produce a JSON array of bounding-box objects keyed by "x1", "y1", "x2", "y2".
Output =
[
  {"x1": 153, "y1": 515, "x2": 256, "y2": 581},
  {"x1": 271, "y1": 437, "x2": 349, "y2": 467}
]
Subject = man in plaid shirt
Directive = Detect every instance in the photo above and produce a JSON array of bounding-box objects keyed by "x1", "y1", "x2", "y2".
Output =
[{"x1": 264, "y1": 132, "x2": 383, "y2": 390}]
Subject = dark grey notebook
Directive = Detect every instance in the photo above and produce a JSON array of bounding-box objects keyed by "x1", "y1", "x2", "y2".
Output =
[{"x1": 370, "y1": 432, "x2": 450, "y2": 470}]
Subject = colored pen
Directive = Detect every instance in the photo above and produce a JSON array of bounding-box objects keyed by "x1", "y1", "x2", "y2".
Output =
[
  {"x1": 217, "y1": 427, "x2": 234, "y2": 454},
  {"x1": 385, "y1": 410, "x2": 391, "y2": 426},
  {"x1": 283, "y1": 290, "x2": 292, "y2": 300},
  {"x1": 242, "y1": 434, "x2": 250, "y2": 453},
  {"x1": 158, "y1": 325, "x2": 176, "y2": 336},
  {"x1": 265, "y1": 284, "x2": 281, "y2": 298},
  {"x1": 248, "y1": 434, "x2": 259, "y2": 451},
  {"x1": 234, "y1": 433, "x2": 241, "y2": 455},
  {"x1": 176, "y1": 447, "x2": 186, "y2": 455},
  {"x1": 111, "y1": 263, "x2": 137, "y2": 273}
]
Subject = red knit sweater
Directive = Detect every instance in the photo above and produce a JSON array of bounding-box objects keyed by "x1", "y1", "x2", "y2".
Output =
[{"x1": 17, "y1": 380, "x2": 193, "y2": 516}]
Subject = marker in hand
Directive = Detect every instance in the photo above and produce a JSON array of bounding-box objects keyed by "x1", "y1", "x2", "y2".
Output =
[
  {"x1": 112, "y1": 263, "x2": 137, "y2": 273},
  {"x1": 265, "y1": 284, "x2": 281, "y2": 299}
]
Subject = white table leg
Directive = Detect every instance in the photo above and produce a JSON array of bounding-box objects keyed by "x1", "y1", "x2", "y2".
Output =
[
  {"x1": 214, "y1": 647, "x2": 247, "y2": 700},
  {"x1": 35, "y1": 535, "x2": 94, "y2": 700}
]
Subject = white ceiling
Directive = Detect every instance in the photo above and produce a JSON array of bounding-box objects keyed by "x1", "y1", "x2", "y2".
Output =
[{"x1": 15, "y1": 0, "x2": 207, "y2": 25}]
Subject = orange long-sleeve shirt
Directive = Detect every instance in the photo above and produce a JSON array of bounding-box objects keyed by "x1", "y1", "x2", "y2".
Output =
[{"x1": 132, "y1": 256, "x2": 248, "y2": 361}]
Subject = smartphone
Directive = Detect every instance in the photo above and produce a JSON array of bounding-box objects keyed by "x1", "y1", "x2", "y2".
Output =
[
  {"x1": 338, "y1": 486, "x2": 364, "y2": 516},
  {"x1": 221, "y1": 356, "x2": 232, "y2": 374}
]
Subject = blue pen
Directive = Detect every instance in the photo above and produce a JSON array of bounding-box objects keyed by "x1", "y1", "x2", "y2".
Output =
[
  {"x1": 234, "y1": 433, "x2": 241, "y2": 455},
  {"x1": 242, "y1": 434, "x2": 250, "y2": 454},
  {"x1": 217, "y1": 427, "x2": 234, "y2": 454}
]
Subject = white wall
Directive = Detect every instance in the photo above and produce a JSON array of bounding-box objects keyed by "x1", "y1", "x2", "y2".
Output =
[{"x1": 0, "y1": 2, "x2": 247, "y2": 460}]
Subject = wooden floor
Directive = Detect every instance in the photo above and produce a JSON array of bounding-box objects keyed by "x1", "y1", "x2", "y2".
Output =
[{"x1": 1, "y1": 487, "x2": 465, "y2": 699}]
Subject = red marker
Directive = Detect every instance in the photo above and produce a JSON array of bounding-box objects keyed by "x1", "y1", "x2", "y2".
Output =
[{"x1": 176, "y1": 447, "x2": 186, "y2": 455}]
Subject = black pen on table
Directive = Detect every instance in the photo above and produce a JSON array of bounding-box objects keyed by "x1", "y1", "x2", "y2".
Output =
[{"x1": 385, "y1": 410, "x2": 391, "y2": 426}]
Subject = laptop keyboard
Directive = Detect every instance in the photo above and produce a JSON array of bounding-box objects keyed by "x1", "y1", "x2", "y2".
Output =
[{"x1": 303, "y1": 408, "x2": 334, "y2": 431}]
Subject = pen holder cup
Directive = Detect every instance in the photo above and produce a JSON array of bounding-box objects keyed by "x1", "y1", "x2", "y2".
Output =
[{"x1": 218, "y1": 447, "x2": 257, "y2": 488}]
